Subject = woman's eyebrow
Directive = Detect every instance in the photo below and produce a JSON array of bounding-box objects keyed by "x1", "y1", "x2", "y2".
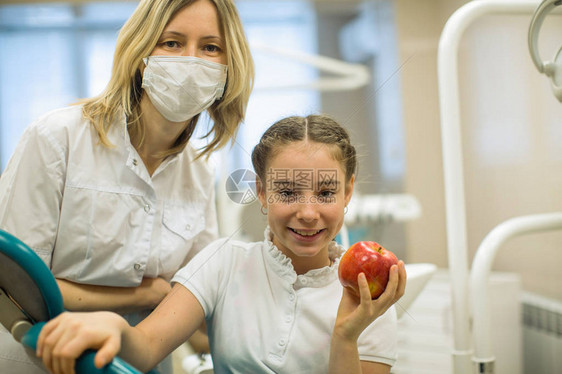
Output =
[
  {"x1": 201, "y1": 35, "x2": 224, "y2": 43},
  {"x1": 159, "y1": 31, "x2": 185, "y2": 39},
  {"x1": 159, "y1": 31, "x2": 224, "y2": 44}
]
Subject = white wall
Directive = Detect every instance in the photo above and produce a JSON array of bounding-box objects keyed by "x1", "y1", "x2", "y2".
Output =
[{"x1": 397, "y1": 0, "x2": 562, "y2": 300}]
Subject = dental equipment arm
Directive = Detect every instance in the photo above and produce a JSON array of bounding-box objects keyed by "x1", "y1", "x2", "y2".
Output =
[
  {"x1": 437, "y1": 1, "x2": 546, "y2": 372},
  {"x1": 470, "y1": 212, "x2": 562, "y2": 373},
  {"x1": 0, "y1": 229, "x2": 149, "y2": 374}
]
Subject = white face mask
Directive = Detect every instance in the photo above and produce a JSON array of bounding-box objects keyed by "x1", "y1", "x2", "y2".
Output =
[{"x1": 141, "y1": 56, "x2": 228, "y2": 122}]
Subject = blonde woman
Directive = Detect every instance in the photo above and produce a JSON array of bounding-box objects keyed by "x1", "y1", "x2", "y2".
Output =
[{"x1": 0, "y1": 0, "x2": 253, "y2": 373}]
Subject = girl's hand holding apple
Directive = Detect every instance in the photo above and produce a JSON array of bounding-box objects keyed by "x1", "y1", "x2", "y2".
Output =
[
  {"x1": 338, "y1": 241, "x2": 402, "y2": 300},
  {"x1": 334, "y1": 259, "x2": 406, "y2": 342},
  {"x1": 334, "y1": 242, "x2": 407, "y2": 341}
]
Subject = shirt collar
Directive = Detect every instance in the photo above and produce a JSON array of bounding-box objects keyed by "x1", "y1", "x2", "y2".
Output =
[
  {"x1": 115, "y1": 111, "x2": 180, "y2": 178},
  {"x1": 263, "y1": 227, "x2": 344, "y2": 289}
]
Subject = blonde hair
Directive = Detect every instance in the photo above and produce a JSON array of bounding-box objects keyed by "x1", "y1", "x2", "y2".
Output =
[
  {"x1": 79, "y1": 0, "x2": 254, "y2": 159},
  {"x1": 251, "y1": 115, "x2": 357, "y2": 191}
]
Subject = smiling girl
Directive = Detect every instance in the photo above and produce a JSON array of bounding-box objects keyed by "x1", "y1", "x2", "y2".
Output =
[{"x1": 36, "y1": 115, "x2": 406, "y2": 374}]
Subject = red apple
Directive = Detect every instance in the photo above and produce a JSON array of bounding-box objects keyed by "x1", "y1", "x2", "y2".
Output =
[{"x1": 338, "y1": 241, "x2": 399, "y2": 299}]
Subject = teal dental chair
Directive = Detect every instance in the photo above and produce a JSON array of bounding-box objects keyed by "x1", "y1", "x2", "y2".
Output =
[{"x1": 0, "y1": 229, "x2": 148, "y2": 373}]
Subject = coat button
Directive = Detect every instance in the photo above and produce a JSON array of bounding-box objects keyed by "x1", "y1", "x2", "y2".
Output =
[
  {"x1": 144, "y1": 204, "x2": 151, "y2": 213},
  {"x1": 134, "y1": 263, "x2": 141, "y2": 270},
  {"x1": 132, "y1": 159, "x2": 138, "y2": 166}
]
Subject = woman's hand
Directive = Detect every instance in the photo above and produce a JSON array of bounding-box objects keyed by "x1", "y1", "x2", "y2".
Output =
[
  {"x1": 137, "y1": 277, "x2": 173, "y2": 309},
  {"x1": 334, "y1": 261, "x2": 407, "y2": 342},
  {"x1": 36, "y1": 311, "x2": 127, "y2": 374},
  {"x1": 57, "y1": 277, "x2": 171, "y2": 313}
]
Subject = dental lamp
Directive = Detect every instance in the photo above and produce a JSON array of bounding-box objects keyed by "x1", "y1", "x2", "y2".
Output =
[{"x1": 528, "y1": 0, "x2": 562, "y2": 101}]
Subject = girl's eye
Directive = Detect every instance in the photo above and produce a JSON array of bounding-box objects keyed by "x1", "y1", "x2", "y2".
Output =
[
  {"x1": 274, "y1": 189, "x2": 296, "y2": 202},
  {"x1": 317, "y1": 190, "x2": 335, "y2": 203},
  {"x1": 279, "y1": 190, "x2": 294, "y2": 198}
]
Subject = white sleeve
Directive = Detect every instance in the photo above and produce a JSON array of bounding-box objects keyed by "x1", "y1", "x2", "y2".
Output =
[
  {"x1": 0, "y1": 119, "x2": 67, "y2": 266},
  {"x1": 171, "y1": 238, "x2": 231, "y2": 317},
  {"x1": 357, "y1": 305, "x2": 398, "y2": 366}
]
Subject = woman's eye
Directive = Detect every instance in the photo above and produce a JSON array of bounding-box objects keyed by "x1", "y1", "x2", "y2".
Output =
[
  {"x1": 204, "y1": 44, "x2": 222, "y2": 54},
  {"x1": 163, "y1": 40, "x2": 180, "y2": 49}
]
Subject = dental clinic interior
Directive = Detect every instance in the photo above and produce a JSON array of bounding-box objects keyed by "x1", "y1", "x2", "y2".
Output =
[{"x1": 0, "y1": 0, "x2": 561, "y2": 374}]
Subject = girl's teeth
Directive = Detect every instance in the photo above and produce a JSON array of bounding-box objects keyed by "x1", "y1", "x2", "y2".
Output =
[{"x1": 293, "y1": 229, "x2": 320, "y2": 236}]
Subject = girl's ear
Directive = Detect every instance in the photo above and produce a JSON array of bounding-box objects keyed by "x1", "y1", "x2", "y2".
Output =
[
  {"x1": 344, "y1": 174, "x2": 355, "y2": 206},
  {"x1": 256, "y1": 176, "x2": 267, "y2": 207}
]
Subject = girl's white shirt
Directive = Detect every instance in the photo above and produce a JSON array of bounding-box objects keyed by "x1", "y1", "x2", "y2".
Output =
[
  {"x1": 172, "y1": 228, "x2": 398, "y2": 373},
  {"x1": 0, "y1": 105, "x2": 218, "y2": 285}
]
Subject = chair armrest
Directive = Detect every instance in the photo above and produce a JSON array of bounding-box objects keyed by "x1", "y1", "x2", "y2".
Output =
[{"x1": 21, "y1": 322, "x2": 144, "y2": 374}]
